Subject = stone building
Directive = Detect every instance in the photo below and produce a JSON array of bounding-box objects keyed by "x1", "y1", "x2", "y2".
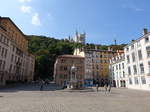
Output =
[
  {"x1": 54, "y1": 55, "x2": 85, "y2": 88},
  {"x1": 109, "y1": 51, "x2": 126, "y2": 88},
  {"x1": 124, "y1": 29, "x2": 150, "y2": 90},
  {"x1": 74, "y1": 48, "x2": 116, "y2": 85},
  {"x1": 0, "y1": 17, "x2": 35, "y2": 86}
]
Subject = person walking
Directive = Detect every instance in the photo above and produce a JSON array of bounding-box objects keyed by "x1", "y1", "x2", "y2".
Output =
[
  {"x1": 96, "y1": 80, "x2": 99, "y2": 92},
  {"x1": 104, "y1": 79, "x2": 108, "y2": 93},
  {"x1": 108, "y1": 80, "x2": 112, "y2": 93},
  {"x1": 96, "y1": 83, "x2": 99, "y2": 92},
  {"x1": 40, "y1": 80, "x2": 45, "y2": 91}
]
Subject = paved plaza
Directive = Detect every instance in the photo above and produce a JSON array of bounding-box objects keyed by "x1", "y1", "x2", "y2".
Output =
[{"x1": 0, "y1": 84, "x2": 150, "y2": 112}]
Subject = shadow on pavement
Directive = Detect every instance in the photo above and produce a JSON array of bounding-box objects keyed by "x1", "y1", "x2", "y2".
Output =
[
  {"x1": 62, "y1": 87, "x2": 95, "y2": 93},
  {"x1": 0, "y1": 83, "x2": 63, "y2": 93}
]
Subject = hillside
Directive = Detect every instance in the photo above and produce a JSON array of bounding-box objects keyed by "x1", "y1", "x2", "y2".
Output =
[{"x1": 27, "y1": 35, "x2": 82, "y2": 80}]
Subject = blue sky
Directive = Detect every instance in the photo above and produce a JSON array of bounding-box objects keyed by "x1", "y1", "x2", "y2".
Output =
[{"x1": 1, "y1": 0, "x2": 150, "y2": 45}]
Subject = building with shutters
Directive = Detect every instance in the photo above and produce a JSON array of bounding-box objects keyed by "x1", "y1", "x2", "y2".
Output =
[{"x1": 0, "y1": 17, "x2": 35, "y2": 86}]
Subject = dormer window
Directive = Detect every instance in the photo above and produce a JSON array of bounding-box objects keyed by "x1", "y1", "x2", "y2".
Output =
[
  {"x1": 145, "y1": 37, "x2": 149, "y2": 43},
  {"x1": 126, "y1": 47, "x2": 129, "y2": 52},
  {"x1": 131, "y1": 44, "x2": 134, "y2": 49}
]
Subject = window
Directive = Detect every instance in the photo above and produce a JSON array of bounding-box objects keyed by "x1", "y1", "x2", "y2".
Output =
[
  {"x1": 11, "y1": 55, "x2": 14, "y2": 62},
  {"x1": 133, "y1": 65, "x2": 137, "y2": 75},
  {"x1": 59, "y1": 74, "x2": 63, "y2": 79},
  {"x1": 126, "y1": 47, "x2": 129, "y2": 52},
  {"x1": 127, "y1": 55, "x2": 130, "y2": 63},
  {"x1": 119, "y1": 64, "x2": 121, "y2": 69},
  {"x1": 141, "y1": 77, "x2": 146, "y2": 84},
  {"x1": 128, "y1": 66, "x2": 131, "y2": 75},
  {"x1": 123, "y1": 71, "x2": 125, "y2": 78},
  {"x1": 116, "y1": 65, "x2": 118, "y2": 70},
  {"x1": 132, "y1": 52, "x2": 136, "y2": 62},
  {"x1": 138, "y1": 50, "x2": 143, "y2": 60},
  {"x1": 0, "y1": 60, "x2": 2, "y2": 70},
  {"x1": 64, "y1": 66, "x2": 67, "y2": 71},
  {"x1": 146, "y1": 46, "x2": 150, "y2": 57},
  {"x1": 122, "y1": 63, "x2": 124, "y2": 69},
  {"x1": 96, "y1": 65, "x2": 99, "y2": 69},
  {"x1": 148, "y1": 61, "x2": 150, "y2": 73},
  {"x1": 12, "y1": 45, "x2": 15, "y2": 52},
  {"x1": 9, "y1": 64, "x2": 12, "y2": 72},
  {"x1": 0, "y1": 34, "x2": 2, "y2": 42},
  {"x1": 15, "y1": 56, "x2": 17, "y2": 62},
  {"x1": 131, "y1": 44, "x2": 134, "y2": 49},
  {"x1": 61, "y1": 59, "x2": 65, "y2": 63},
  {"x1": 145, "y1": 37, "x2": 149, "y2": 43},
  {"x1": 134, "y1": 77, "x2": 139, "y2": 85},
  {"x1": 4, "y1": 49, "x2": 7, "y2": 58},
  {"x1": 140, "y1": 63, "x2": 144, "y2": 74},
  {"x1": 129, "y1": 78, "x2": 132, "y2": 85},
  {"x1": 1, "y1": 48, "x2": 4, "y2": 57}
]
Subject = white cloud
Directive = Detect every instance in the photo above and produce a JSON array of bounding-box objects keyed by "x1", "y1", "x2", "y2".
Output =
[
  {"x1": 122, "y1": 4, "x2": 144, "y2": 12},
  {"x1": 32, "y1": 13, "x2": 41, "y2": 26},
  {"x1": 19, "y1": 0, "x2": 31, "y2": 3},
  {"x1": 20, "y1": 5, "x2": 31, "y2": 13}
]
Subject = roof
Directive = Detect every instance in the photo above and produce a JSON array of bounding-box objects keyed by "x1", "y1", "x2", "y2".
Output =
[
  {"x1": 110, "y1": 52, "x2": 124, "y2": 60},
  {"x1": 124, "y1": 32, "x2": 150, "y2": 48},
  {"x1": 0, "y1": 17, "x2": 6, "y2": 31},
  {"x1": 58, "y1": 55, "x2": 85, "y2": 59},
  {"x1": 0, "y1": 17, "x2": 28, "y2": 41},
  {"x1": 84, "y1": 49, "x2": 116, "y2": 53}
]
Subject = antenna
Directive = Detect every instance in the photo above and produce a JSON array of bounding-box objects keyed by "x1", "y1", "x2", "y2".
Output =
[
  {"x1": 75, "y1": 29, "x2": 78, "y2": 36},
  {"x1": 114, "y1": 39, "x2": 117, "y2": 45}
]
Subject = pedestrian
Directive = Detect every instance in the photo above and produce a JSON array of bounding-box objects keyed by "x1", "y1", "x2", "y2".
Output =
[
  {"x1": 96, "y1": 81, "x2": 99, "y2": 92},
  {"x1": 40, "y1": 80, "x2": 45, "y2": 91},
  {"x1": 96, "y1": 83, "x2": 99, "y2": 92},
  {"x1": 104, "y1": 79, "x2": 108, "y2": 93},
  {"x1": 108, "y1": 80, "x2": 112, "y2": 93},
  {"x1": 104, "y1": 83, "x2": 107, "y2": 93}
]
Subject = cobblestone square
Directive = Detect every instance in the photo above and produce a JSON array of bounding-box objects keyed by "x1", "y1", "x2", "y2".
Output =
[{"x1": 0, "y1": 84, "x2": 150, "y2": 112}]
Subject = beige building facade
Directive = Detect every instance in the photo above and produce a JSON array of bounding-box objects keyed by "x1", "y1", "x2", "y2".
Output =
[
  {"x1": 0, "y1": 17, "x2": 35, "y2": 86},
  {"x1": 54, "y1": 55, "x2": 85, "y2": 88},
  {"x1": 74, "y1": 48, "x2": 116, "y2": 85}
]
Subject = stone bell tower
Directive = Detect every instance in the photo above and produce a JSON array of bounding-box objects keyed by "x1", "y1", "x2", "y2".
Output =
[{"x1": 74, "y1": 31, "x2": 86, "y2": 45}]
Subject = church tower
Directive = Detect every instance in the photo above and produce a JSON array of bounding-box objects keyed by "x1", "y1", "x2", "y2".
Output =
[{"x1": 74, "y1": 31, "x2": 86, "y2": 45}]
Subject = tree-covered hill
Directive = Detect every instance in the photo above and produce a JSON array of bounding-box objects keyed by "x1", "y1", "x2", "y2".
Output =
[
  {"x1": 27, "y1": 35, "x2": 126, "y2": 81},
  {"x1": 27, "y1": 35, "x2": 82, "y2": 80}
]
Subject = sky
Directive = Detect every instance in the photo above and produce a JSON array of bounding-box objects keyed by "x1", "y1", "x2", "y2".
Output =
[{"x1": 1, "y1": 0, "x2": 150, "y2": 45}]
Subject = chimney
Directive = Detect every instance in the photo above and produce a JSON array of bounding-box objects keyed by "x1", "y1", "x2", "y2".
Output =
[
  {"x1": 131, "y1": 40, "x2": 135, "y2": 43},
  {"x1": 143, "y1": 28, "x2": 148, "y2": 35},
  {"x1": 108, "y1": 47, "x2": 112, "y2": 51},
  {"x1": 95, "y1": 45, "x2": 98, "y2": 50}
]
